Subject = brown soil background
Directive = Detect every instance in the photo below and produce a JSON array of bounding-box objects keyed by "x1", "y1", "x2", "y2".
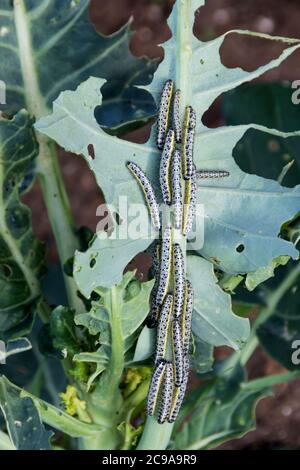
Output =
[{"x1": 26, "y1": 0, "x2": 300, "y2": 450}]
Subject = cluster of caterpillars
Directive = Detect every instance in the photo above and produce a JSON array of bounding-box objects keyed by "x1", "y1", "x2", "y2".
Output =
[{"x1": 127, "y1": 80, "x2": 229, "y2": 424}]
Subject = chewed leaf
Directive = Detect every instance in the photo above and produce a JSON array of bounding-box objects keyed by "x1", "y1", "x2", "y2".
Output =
[
  {"x1": 187, "y1": 256, "x2": 250, "y2": 350},
  {"x1": 192, "y1": 125, "x2": 300, "y2": 274}
]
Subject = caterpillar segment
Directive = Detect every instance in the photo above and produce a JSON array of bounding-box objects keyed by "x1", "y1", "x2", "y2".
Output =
[
  {"x1": 172, "y1": 318, "x2": 184, "y2": 387},
  {"x1": 182, "y1": 106, "x2": 196, "y2": 180},
  {"x1": 156, "y1": 226, "x2": 172, "y2": 308},
  {"x1": 157, "y1": 80, "x2": 174, "y2": 150},
  {"x1": 173, "y1": 243, "x2": 185, "y2": 318},
  {"x1": 171, "y1": 150, "x2": 182, "y2": 230},
  {"x1": 160, "y1": 129, "x2": 175, "y2": 205},
  {"x1": 172, "y1": 89, "x2": 182, "y2": 144},
  {"x1": 181, "y1": 280, "x2": 194, "y2": 355},
  {"x1": 155, "y1": 295, "x2": 173, "y2": 364},
  {"x1": 147, "y1": 360, "x2": 167, "y2": 416},
  {"x1": 157, "y1": 362, "x2": 174, "y2": 424},
  {"x1": 127, "y1": 161, "x2": 161, "y2": 231},
  {"x1": 182, "y1": 165, "x2": 197, "y2": 237},
  {"x1": 168, "y1": 356, "x2": 190, "y2": 423}
]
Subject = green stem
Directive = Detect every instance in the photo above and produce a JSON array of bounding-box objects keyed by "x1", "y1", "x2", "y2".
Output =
[
  {"x1": 13, "y1": 0, "x2": 83, "y2": 312},
  {"x1": 241, "y1": 371, "x2": 300, "y2": 391},
  {"x1": 137, "y1": 417, "x2": 174, "y2": 450}
]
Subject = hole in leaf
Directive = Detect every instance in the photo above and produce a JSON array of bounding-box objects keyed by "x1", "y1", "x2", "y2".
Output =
[
  {"x1": 236, "y1": 244, "x2": 245, "y2": 253},
  {"x1": 90, "y1": 258, "x2": 96, "y2": 268},
  {"x1": 87, "y1": 144, "x2": 95, "y2": 160}
]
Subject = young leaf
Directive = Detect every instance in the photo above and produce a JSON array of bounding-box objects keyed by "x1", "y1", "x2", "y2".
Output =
[
  {"x1": 0, "y1": 375, "x2": 52, "y2": 450},
  {"x1": 74, "y1": 273, "x2": 154, "y2": 387},
  {"x1": 0, "y1": 111, "x2": 44, "y2": 340}
]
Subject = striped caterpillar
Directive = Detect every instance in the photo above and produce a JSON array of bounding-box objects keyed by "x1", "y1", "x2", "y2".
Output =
[{"x1": 145, "y1": 80, "x2": 229, "y2": 425}]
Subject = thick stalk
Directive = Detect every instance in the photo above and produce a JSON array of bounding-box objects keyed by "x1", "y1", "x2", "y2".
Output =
[
  {"x1": 138, "y1": 0, "x2": 192, "y2": 451},
  {"x1": 13, "y1": 0, "x2": 82, "y2": 312}
]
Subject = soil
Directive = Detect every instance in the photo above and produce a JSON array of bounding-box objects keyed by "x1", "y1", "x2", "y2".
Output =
[{"x1": 24, "y1": 0, "x2": 300, "y2": 450}]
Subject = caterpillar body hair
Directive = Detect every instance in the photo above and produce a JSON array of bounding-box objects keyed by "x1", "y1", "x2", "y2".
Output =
[
  {"x1": 168, "y1": 355, "x2": 190, "y2": 423},
  {"x1": 173, "y1": 243, "x2": 185, "y2": 318},
  {"x1": 182, "y1": 106, "x2": 196, "y2": 180},
  {"x1": 173, "y1": 90, "x2": 182, "y2": 144},
  {"x1": 182, "y1": 165, "x2": 197, "y2": 237},
  {"x1": 147, "y1": 360, "x2": 166, "y2": 416},
  {"x1": 172, "y1": 318, "x2": 184, "y2": 386},
  {"x1": 157, "y1": 80, "x2": 174, "y2": 150},
  {"x1": 160, "y1": 129, "x2": 175, "y2": 205},
  {"x1": 155, "y1": 294, "x2": 173, "y2": 364},
  {"x1": 171, "y1": 150, "x2": 182, "y2": 230},
  {"x1": 197, "y1": 170, "x2": 230, "y2": 179},
  {"x1": 127, "y1": 161, "x2": 161, "y2": 232},
  {"x1": 156, "y1": 226, "x2": 172, "y2": 308},
  {"x1": 181, "y1": 280, "x2": 194, "y2": 355},
  {"x1": 157, "y1": 362, "x2": 174, "y2": 424}
]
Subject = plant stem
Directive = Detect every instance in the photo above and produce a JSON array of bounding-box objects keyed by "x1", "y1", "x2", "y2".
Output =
[
  {"x1": 137, "y1": 417, "x2": 174, "y2": 450},
  {"x1": 241, "y1": 370, "x2": 300, "y2": 391},
  {"x1": 13, "y1": 0, "x2": 83, "y2": 312},
  {"x1": 231, "y1": 261, "x2": 300, "y2": 368},
  {"x1": 36, "y1": 136, "x2": 83, "y2": 312}
]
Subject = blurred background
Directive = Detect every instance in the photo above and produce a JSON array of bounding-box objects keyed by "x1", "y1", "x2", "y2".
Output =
[{"x1": 25, "y1": 0, "x2": 300, "y2": 449}]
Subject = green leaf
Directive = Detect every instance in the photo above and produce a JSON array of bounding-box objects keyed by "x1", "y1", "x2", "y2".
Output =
[
  {"x1": 245, "y1": 255, "x2": 290, "y2": 291},
  {"x1": 74, "y1": 273, "x2": 154, "y2": 387},
  {"x1": 0, "y1": 430, "x2": 15, "y2": 450},
  {"x1": 5, "y1": 337, "x2": 31, "y2": 358},
  {"x1": 171, "y1": 379, "x2": 271, "y2": 450},
  {"x1": 189, "y1": 336, "x2": 213, "y2": 374},
  {"x1": 257, "y1": 261, "x2": 300, "y2": 371},
  {"x1": 0, "y1": 0, "x2": 156, "y2": 116},
  {"x1": 187, "y1": 256, "x2": 250, "y2": 350},
  {"x1": 36, "y1": 2, "x2": 300, "y2": 295},
  {"x1": 0, "y1": 111, "x2": 44, "y2": 340},
  {"x1": 131, "y1": 326, "x2": 156, "y2": 364},
  {"x1": 0, "y1": 375, "x2": 52, "y2": 450},
  {"x1": 222, "y1": 82, "x2": 300, "y2": 286},
  {"x1": 50, "y1": 306, "x2": 79, "y2": 357}
]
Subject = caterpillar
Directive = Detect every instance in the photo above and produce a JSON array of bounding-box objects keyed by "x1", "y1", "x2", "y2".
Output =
[
  {"x1": 157, "y1": 80, "x2": 174, "y2": 150},
  {"x1": 172, "y1": 318, "x2": 184, "y2": 386},
  {"x1": 197, "y1": 170, "x2": 230, "y2": 179},
  {"x1": 171, "y1": 150, "x2": 182, "y2": 230},
  {"x1": 156, "y1": 225, "x2": 172, "y2": 308},
  {"x1": 157, "y1": 362, "x2": 174, "y2": 424},
  {"x1": 173, "y1": 89, "x2": 182, "y2": 144},
  {"x1": 182, "y1": 106, "x2": 196, "y2": 180},
  {"x1": 181, "y1": 280, "x2": 194, "y2": 355},
  {"x1": 182, "y1": 165, "x2": 197, "y2": 237},
  {"x1": 127, "y1": 161, "x2": 161, "y2": 232},
  {"x1": 173, "y1": 243, "x2": 185, "y2": 318},
  {"x1": 160, "y1": 129, "x2": 175, "y2": 205},
  {"x1": 147, "y1": 360, "x2": 167, "y2": 416},
  {"x1": 155, "y1": 294, "x2": 173, "y2": 364},
  {"x1": 168, "y1": 355, "x2": 190, "y2": 423},
  {"x1": 147, "y1": 287, "x2": 160, "y2": 329}
]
